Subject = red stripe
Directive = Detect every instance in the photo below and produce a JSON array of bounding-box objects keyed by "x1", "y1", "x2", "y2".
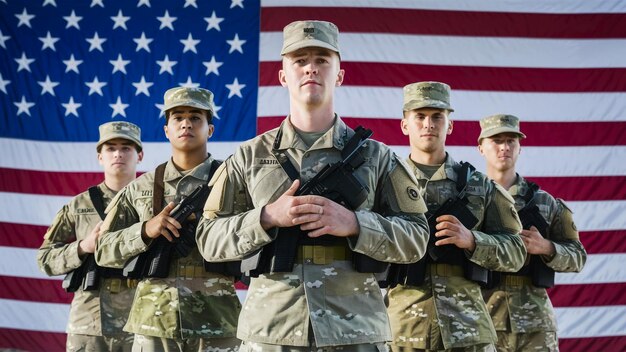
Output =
[
  {"x1": 524, "y1": 177, "x2": 626, "y2": 201},
  {"x1": 260, "y1": 62, "x2": 626, "y2": 92},
  {"x1": 559, "y1": 336, "x2": 626, "y2": 352},
  {"x1": 0, "y1": 276, "x2": 72, "y2": 304},
  {"x1": 0, "y1": 222, "x2": 47, "y2": 248},
  {"x1": 261, "y1": 7, "x2": 626, "y2": 39},
  {"x1": 549, "y1": 283, "x2": 626, "y2": 307},
  {"x1": 578, "y1": 231, "x2": 626, "y2": 254},
  {"x1": 0, "y1": 168, "x2": 144, "y2": 196},
  {"x1": 0, "y1": 328, "x2": 65, "y2": 351},
  {"x1": 257, "y1": 117, "x2": 626, "y2": 147}
]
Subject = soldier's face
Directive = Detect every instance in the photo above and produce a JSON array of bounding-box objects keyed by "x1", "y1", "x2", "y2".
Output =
[
  {"x1": 279, "y1": 47, "x2": 344, "y2": 109},
  {"x1": 478, "y1": 133, "x2": 521, "y2": 172},
  {"x1": 164, "y1": 107, "x2": 214, "y2": 152},
  {"x1": 98, "y1": 139, "x2": 143, "y2": 177},
  {"x1": 401, "y1": 108, "x2": 452, "y2": 154}
]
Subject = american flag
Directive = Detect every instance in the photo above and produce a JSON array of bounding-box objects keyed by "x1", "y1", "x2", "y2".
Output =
[{"x1": 1, "y1": 0, "x2": 625, "y2": 351}]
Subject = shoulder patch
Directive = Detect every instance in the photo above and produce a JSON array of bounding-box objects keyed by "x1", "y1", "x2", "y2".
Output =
[
  {"x1": 389, "y1": 157, "x2": 427, "y2": 214},
  {"x1": 204, "y1": 162, "x2": 229, "y2": 218},
  {"x1": 493, "y1": 181, "x2": 516, "y2": 205},
  {"x1": 556, "y1": 198, "x2": 573, "y2": 213}
]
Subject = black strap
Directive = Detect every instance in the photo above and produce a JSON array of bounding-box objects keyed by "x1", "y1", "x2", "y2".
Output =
[
  {"x1": 455, "y1": 161, "x2": 475, "y2": 196},
  {"x1": 153, "y1": 162, "x2": 167, "y2": 216},
  {"x1": 87, "y1": 186, "x2": 106, "y2": 220},
  {"x1": 521, "y1": 180, "x2": 540, "y2": 205}
]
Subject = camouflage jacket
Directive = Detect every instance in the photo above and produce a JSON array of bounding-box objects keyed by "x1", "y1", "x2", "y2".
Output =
[
  {"x1": 483, "y1": 175, "x2": 587, "y2": 333},
  {"x1": 386, "y1": 154, "x2": 525, "y2": 349},
  {"x1": 37, "y1": 182, "x2": 134, "y2": 337},
  {"x1": 95, "y1": 157, "x2": 241, "y2": 339},
  {"x1": 197, "y1": 116, "x2": 429, "y2": 347}
]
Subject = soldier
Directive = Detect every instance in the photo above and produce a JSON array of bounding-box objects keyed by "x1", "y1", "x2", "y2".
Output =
[
  {"x1": 95, "y1": 87, "x2": 241, "y2": 352},
  {"x1": 477, "y1": 114, "x2": 587, "y2": 352},
  {"x1": 37, "y1": 121, "x2": 143, "y2": 351},
  {"x1": 385, "y1": 82, "x2": 527, "y2": 351},
  {"x1": 196, "y1": 20, "x2": 430, "y2": 351}
]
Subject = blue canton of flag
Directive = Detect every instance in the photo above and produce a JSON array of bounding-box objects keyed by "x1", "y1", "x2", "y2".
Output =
[{"x1": 0, "y1": 0, "x2": 260, "y2": 143}]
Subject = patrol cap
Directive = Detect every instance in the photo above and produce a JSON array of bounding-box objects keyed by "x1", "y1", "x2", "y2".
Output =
[
  {"x1": 162, "y1": 87, "x2": 215, "y2": 117},
  {"x1": 403, "y1": 81, "x2": 454, "y2": 112},
  {"x1": 281, "y1": 20, "x2": 340, "y2": 56},
  {"x1": 478, "y1": 114, "x2": 526, "y2": 143},
  {"x1": 96, "y1": 121, "x2": 142, "y2": 152}
]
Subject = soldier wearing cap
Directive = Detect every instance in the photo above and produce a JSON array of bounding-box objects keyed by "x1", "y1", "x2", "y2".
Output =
[
  {"x1": 385, "y1": 82, "x2": 527, "y2": 351},
  {"x1": 196, "y1": 20, "x2": 429, "y2": 351},
  {"x1": 95, "y1": 87, "x2": 241, "y2": 351},
  {"x1": 477, "y1": 114, "x2": 586, "y2": 352},
  {"x1": 37, "y1": 121, "x2": 143, "y2": 352}
]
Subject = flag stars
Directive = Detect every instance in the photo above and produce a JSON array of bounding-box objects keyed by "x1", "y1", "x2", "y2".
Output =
[
  {"x1": 0, "y1": 73, "x2": 11, "y2": 94},
  {"x1": 110, "y1": 54, "x2": 130, "y2": 74},
  {"x1": 14, "y1": 96, "x2": 35, "y2": 116},
  {"x1": 0, "y1": 30, "x2": 10, "y2": 49},
  {"x1": 203, "y1": 56, "x2": 223, "y2": 76},
  {"x1": 86, "y1": 32, "x2": 107, "y2": 52},
  {"x1": 111, "y1": 10, "x2": 130, "y2": 30},
  {"x1": 231, "y1": 0, "x2": 244, "y2": 9},
  {"x1": 43, "y1": 0, "x2": 57, "y2": 6},
  {"x1": 179, "y1": 76, "x2": 199, "y2": 88},
  {"x1": 63, "y1": 10, "x2": 83, "y2": 30},
  {"x1": 184, "y1": 0, "x2": 198, "y2": 8},
  {"x1": 110, "y1": 97, "x2": 129, "y2": 118},
  {"x1": 227, "y1": 33, "x2": 246, "y2": 54},
  {"x1": 90, "y1": 0, "x2": 104, "y2": 7},
  {"x1": 38, "y1": 75, "x2": 59, "y2": 96},
  {"x1": 133, "y1": 32, "x2": 153, "y2": 52},
  {"x1": 155, "y1": 103, "x2": 165, "y2": 117},
  {"x1": 213, "y1": 104, "x2": 222, "y2": 119},
  {"x1": 132, "y1": 76, "x2": 153, "y2": 96},
  {"x1": 157, "y1": 10, "x2": 177, "y2": 30},
  {"x1": 226, "y1": 78, "x2": 245, "y2": 98},
  {"x1": 39, "y1": 32, "x2": 59, "y2": 51},
  {"x1": 15, "y1": 8, "x2": 35, "y2": 28},
  {"x1": 15, "y1": 52, "x2": 35, "y2": 72},
  {"x1": 85, "y1": 77, "x2": 107, "y2": 96},
  {"x1": 63, "y1": 54, "x2": 83, "y2": 73},
  {"x1": 62, "y1": 97, "x2": 81, "y2": 117},
  {"x1": 137, "y1": 0, "x2": 151, "y2": 7},
  {"x1": 180, "y1": 33, "x2": 200, "y2": 54},
  {"x1": 204, "y1": 11, "x2": 224, "y2": 31},
  {"x1": 156, "y1": 55, "x2": 177, "y2": 75}
]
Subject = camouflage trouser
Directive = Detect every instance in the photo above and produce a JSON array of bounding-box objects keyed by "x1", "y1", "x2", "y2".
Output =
[
  {"x1": 389, "y1": 343, "x2": 496, "y2": 352},
  {"x1": 66, "y1": 332, "x2": 134, "y2": 352},
  {"x1": 239, "y1": 341, "x2": 389, "y2": 352},
  {"x1": 495, "y1": 331, "x2": 558, "y2": 352},
  {"x1": 130, "y1": 334, "x2": 240, "y2": 352}
]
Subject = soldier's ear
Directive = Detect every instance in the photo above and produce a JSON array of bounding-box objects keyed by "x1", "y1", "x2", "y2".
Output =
[
  {"x1": 447, "y1": 119, "x2": 453, "y2": 135},
  {"x1": 335, "y1": 69, "x2": 345, "y2": 87},
  {"x1": 278, "y1": 69, "x2": 287, "y2": 87}
]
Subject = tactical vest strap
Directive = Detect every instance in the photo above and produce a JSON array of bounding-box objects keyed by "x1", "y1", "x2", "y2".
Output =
[{"x1": 87, "y1": 186, "x2": 106, "y2": 220}]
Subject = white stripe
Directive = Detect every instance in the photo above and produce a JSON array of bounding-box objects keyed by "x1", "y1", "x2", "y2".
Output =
[
  {"x1": 260, "y1": 33, "x2": 626, "y2": 68},
  {"x1": 262, "y1": 0, "x2": 626, "y2": 14},
  {"x1": 0, "y1": 139, "x2": 240, "y2": 172},
  {"x1": 258, "y1": 86, "x2": 626, "y2": 122},
  {"x1": 556, "y1": 254, "x2": 626, "y2": 285},
  {"x1": 0, "y1": 246, "x2": 55, "y2": 280},
  {"x1": 0, "y1": 192, "x2": 72, "y2": 226},
  {"x1": 0, "y1": 299, "x2": 68, "y2": 333},
  {"x1": 556, "y1": 305, "x2": 626, "y2": 338}
]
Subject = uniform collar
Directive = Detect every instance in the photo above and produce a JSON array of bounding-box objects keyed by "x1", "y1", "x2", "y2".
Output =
[
  {"x1": 508, "y1": 173, "x2": 526, "y2": 198},
  {"x1": 97, "y1": 181, "x2": 118, "y2": 198},
  {"x1": 406, "y1": 152, "x2": 459, "y2": 182},
  {"x1": 163, "y1": 155, "x2": 214, "y2": 182},
  {"x1": 274, "y1": 114, "x2": 351, "y2": 152}
]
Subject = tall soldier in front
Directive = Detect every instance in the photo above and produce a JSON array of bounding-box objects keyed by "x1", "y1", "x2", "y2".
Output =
[
  {"x1": 477, "y1": 114, "x2": 587, "y2": 352},
  {"x1": 385, "y1": 82, "x2": 527, "y2": 351},
  {"x1": 196, "y1": 20, "x2": 430, "y2": 351},
  {"x1": 95, "y1": 87, "x2": 241, "y2": 352},
  {"x1": 37, "y1": 121, "x2": 143, "y2": 351}
]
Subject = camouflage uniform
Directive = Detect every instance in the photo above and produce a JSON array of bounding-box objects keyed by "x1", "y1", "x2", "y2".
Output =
[
  {"x1": 483, "y1": 176, "x2": 586, "y2": 352},
  {"x1": 96, "y1": 157, "x2": 241, "y2": 349},
  {"x1": 38, "y1": 182, "x2": 135, "y2": 351},
  {"x1": 196, "y1": 116, "x2": 430, "y2": 349},
  {"x1": 386, "y1": 155, "x2": 525, "y2": 351}
]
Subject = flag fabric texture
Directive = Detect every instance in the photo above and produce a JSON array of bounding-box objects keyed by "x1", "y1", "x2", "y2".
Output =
[{"x1": 1, "y1": 0, "x2": 625, "y2": 351}]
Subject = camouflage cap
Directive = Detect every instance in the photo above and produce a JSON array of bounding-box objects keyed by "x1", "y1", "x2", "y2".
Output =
[
  {"x1": 162, "y1": 87, "x2": 215, "y2": 116},
  {"x1": 403, "y1": 81, "x2": 454, "y2": 112},
  {"x1": 96, "y1": 121, "x2": 142, "y2": 152},
  {"x1": 281, "y1": 20, "x2": 340, "y2": 56},
  {"x1": 478, "y1": 114, "x2": 526, "y2": 143}
]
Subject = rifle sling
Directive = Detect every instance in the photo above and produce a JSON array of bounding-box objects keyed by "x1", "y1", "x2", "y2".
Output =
[{"x1": 87, "y1": 186, "x2": 107, "y2": 220}]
